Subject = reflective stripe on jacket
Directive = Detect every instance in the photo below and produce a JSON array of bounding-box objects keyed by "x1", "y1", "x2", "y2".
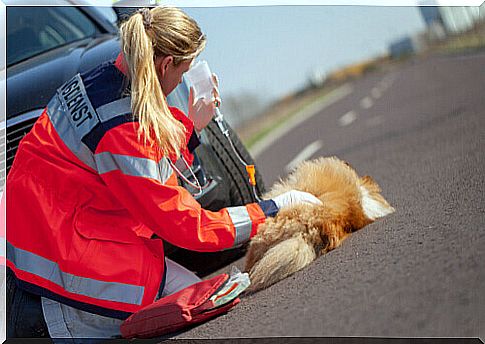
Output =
[{"x1": 6, "y1": 60, "x2": 277, "y2": 319}]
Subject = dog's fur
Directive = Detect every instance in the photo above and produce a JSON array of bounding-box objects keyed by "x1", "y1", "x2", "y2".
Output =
[{"x1": 245, "y1": 157, "x2": 395, "y2": 292}]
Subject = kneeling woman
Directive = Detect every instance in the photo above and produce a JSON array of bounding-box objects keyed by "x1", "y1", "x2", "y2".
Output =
[{"x1": 6, "y1": 7, "x2": 321, "y2": 339}]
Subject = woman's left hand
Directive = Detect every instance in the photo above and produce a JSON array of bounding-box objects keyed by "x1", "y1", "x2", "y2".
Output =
[{"x1": 188, "y1": 73, "x2": 221, "y2": 132}]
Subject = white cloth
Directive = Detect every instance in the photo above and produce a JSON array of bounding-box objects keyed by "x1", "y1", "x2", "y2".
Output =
[{"x1": 41, "y1": 258, "x2": 201, "y2": 341}]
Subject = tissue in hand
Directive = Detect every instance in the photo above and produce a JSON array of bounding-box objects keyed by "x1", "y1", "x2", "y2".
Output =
[{"x1": 184, "y1": 60, "x2": 215, "y2": 103}]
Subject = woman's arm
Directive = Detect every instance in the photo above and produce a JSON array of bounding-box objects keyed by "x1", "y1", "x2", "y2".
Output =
[{"x1": 94, "y1": 122, "x2": 276, "y2": 252}]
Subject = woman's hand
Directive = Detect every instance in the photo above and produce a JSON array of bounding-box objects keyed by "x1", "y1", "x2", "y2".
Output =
[
  {"x1": 272, "y1": 190, "x2": 323, "y2": 210},
  {"x1": 188, "y1": 73, "x2": 221, "y2": 132}
]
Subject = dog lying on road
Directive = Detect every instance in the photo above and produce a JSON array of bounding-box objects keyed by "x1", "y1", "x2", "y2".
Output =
[{"x1": 245, "y1": 157, "x2": 395, "y2": 292}]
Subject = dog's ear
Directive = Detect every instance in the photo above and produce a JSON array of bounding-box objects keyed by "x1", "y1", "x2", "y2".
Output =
[
  {"x1": 360, "y1": 175, "x2": 381, "y2": 192},
  {"x1": 359, "y1": 176, "x2": 395, "y2": 221}
]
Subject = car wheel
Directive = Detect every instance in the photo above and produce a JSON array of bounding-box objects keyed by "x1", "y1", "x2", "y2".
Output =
[{"x1": 203, "y1": 119, "x2": 266, "y2": 205}]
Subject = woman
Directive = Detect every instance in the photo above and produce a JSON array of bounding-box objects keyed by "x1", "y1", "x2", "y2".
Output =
[{"x1": 6, "y1": 7, "x2": 321, "y2": 339}]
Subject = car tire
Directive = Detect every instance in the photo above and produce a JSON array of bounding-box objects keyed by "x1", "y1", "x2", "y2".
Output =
[{"x1": 203, "y1": 119, "x2": 266, "y2": 205}]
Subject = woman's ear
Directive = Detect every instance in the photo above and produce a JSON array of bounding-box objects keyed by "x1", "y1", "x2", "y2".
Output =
[{"x1": 155, "y1": 55, "x2": 174, "y2": 78}]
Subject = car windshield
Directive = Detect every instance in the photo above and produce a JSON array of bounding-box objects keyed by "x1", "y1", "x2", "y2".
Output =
[{"x1": 7, "y1": 6, "x2": 98, "y2": 66}]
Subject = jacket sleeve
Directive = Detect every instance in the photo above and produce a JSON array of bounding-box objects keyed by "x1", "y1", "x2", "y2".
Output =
[{"x1": 94, "y1": 122, "x2": 278, "y2": 252}]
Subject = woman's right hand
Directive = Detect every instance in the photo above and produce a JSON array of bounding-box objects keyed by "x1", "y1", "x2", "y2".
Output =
[{"x1": 271, "y1": 190, "x2": 322, "y2": 210}]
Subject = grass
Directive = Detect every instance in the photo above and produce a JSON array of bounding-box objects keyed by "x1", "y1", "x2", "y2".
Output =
[
  {"x1": 431, "y1": 23, "x2": 485, "y2": 55},
  {"x1": 240, "y1": 86, "x2": 338, "y2": 149},
  {"x1": 439, "y1": 35, "x2": 485, "y2": 54}
]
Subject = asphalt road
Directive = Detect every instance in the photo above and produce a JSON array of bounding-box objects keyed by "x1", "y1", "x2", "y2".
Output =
[{"x1": 178, "y1": 52, "x2": 485, "y2": 340}]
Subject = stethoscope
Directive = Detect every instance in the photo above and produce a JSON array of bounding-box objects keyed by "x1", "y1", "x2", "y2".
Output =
[
  {"x1": 167, "y1": 108, "x2": 262, "y2": 202},
  {"x1": 213, "y1": 108, "x2": 262, "y2": 202},
  {"x1": 167, "y1": 155, "x2": 206, "y2": 197}
]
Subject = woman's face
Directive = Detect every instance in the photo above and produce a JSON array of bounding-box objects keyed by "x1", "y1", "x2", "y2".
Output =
[{"x1": 157, "y1": 56, "x2": 193, "y2": 96}]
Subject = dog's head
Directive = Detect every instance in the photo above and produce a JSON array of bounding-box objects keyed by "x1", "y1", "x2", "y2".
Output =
[{"x1": 266, "y1": 157, "x2": 395, "y2": 226}]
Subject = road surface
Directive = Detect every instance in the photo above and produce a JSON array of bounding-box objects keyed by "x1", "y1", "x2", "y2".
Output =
[{"x1": 178, "y1": 52, "x2": 485, "y2": 340}]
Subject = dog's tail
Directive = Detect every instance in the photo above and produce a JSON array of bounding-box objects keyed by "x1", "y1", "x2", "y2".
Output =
[{"x1": 247, "y1": 234, "x2": 316, "y2": 292}]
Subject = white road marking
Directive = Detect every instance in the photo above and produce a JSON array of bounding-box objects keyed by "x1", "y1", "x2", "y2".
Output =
[
  {"x1": 250, "y1": 83, "x2": 353, "y2": 158},
  {"x1": 338, "y1": 110, "x2": 357, "y2": 127},
  {"x1": 285, "y1": 140, "x2": 323, "y2": 172},
  {"x1": 371, "y1": 87, "x2": 382, "y2": 99},
  {"x1": 366, "y1": 115, "x2": 385, "y2": 127},
  {"x1": 360, "y1": 96, "x2": 374, "y2": 109}
]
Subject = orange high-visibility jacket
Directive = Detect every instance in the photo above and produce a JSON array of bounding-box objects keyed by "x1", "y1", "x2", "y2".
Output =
[{"x1": 6, "y1": 58, "x2": 278, "y2": 319}]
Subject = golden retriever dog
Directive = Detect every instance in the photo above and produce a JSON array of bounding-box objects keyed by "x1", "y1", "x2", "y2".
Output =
[{"x1": 245, "y1": 156, "x2": 395, "y2": 292}]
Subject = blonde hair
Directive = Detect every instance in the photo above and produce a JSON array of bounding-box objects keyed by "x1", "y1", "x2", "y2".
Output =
[{"x1": 119, "y1": 7, "x2": 206, "y2": 156}]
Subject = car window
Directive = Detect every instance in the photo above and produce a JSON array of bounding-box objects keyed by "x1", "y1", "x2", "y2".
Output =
[
  {"x1": 7, "y1": 7, "x2": 98, "y2": 66},
  {"x1": 94, "y1": 7, "x2": 118, "y2": 26}
]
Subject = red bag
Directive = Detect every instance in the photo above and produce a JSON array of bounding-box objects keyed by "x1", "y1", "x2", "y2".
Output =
[{"x1": 120, "y1": 273, "x2": 240, "y2": 338}]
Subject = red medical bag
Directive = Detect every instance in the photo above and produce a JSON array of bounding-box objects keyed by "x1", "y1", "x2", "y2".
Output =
[{"x1": 120, "y1": 273, "x2": 240, "y2": 338}]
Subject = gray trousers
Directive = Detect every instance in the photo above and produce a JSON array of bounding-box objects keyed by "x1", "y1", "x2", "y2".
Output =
[{"x1": 42, "y1": 258, "x2": 201, "y2": 340}]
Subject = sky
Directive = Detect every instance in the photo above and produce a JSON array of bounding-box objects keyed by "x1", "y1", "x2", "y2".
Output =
[{"x1": 181, "y1": 5, "x2": 427, "y2": 104}]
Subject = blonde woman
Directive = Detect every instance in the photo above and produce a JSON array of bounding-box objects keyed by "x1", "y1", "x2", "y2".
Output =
[{"x1": 6, "y1": 7, "x2": 321, "y2": 339}]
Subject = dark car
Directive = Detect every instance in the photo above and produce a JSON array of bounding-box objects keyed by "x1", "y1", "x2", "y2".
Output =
[{"x1": 4, "y1": 4, "x2": 265, "y2": 275}]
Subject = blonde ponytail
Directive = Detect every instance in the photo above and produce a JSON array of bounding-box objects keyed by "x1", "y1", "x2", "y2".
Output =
[{"x1": 119, "y1": 7, "x2": 206, "y2": 156}]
